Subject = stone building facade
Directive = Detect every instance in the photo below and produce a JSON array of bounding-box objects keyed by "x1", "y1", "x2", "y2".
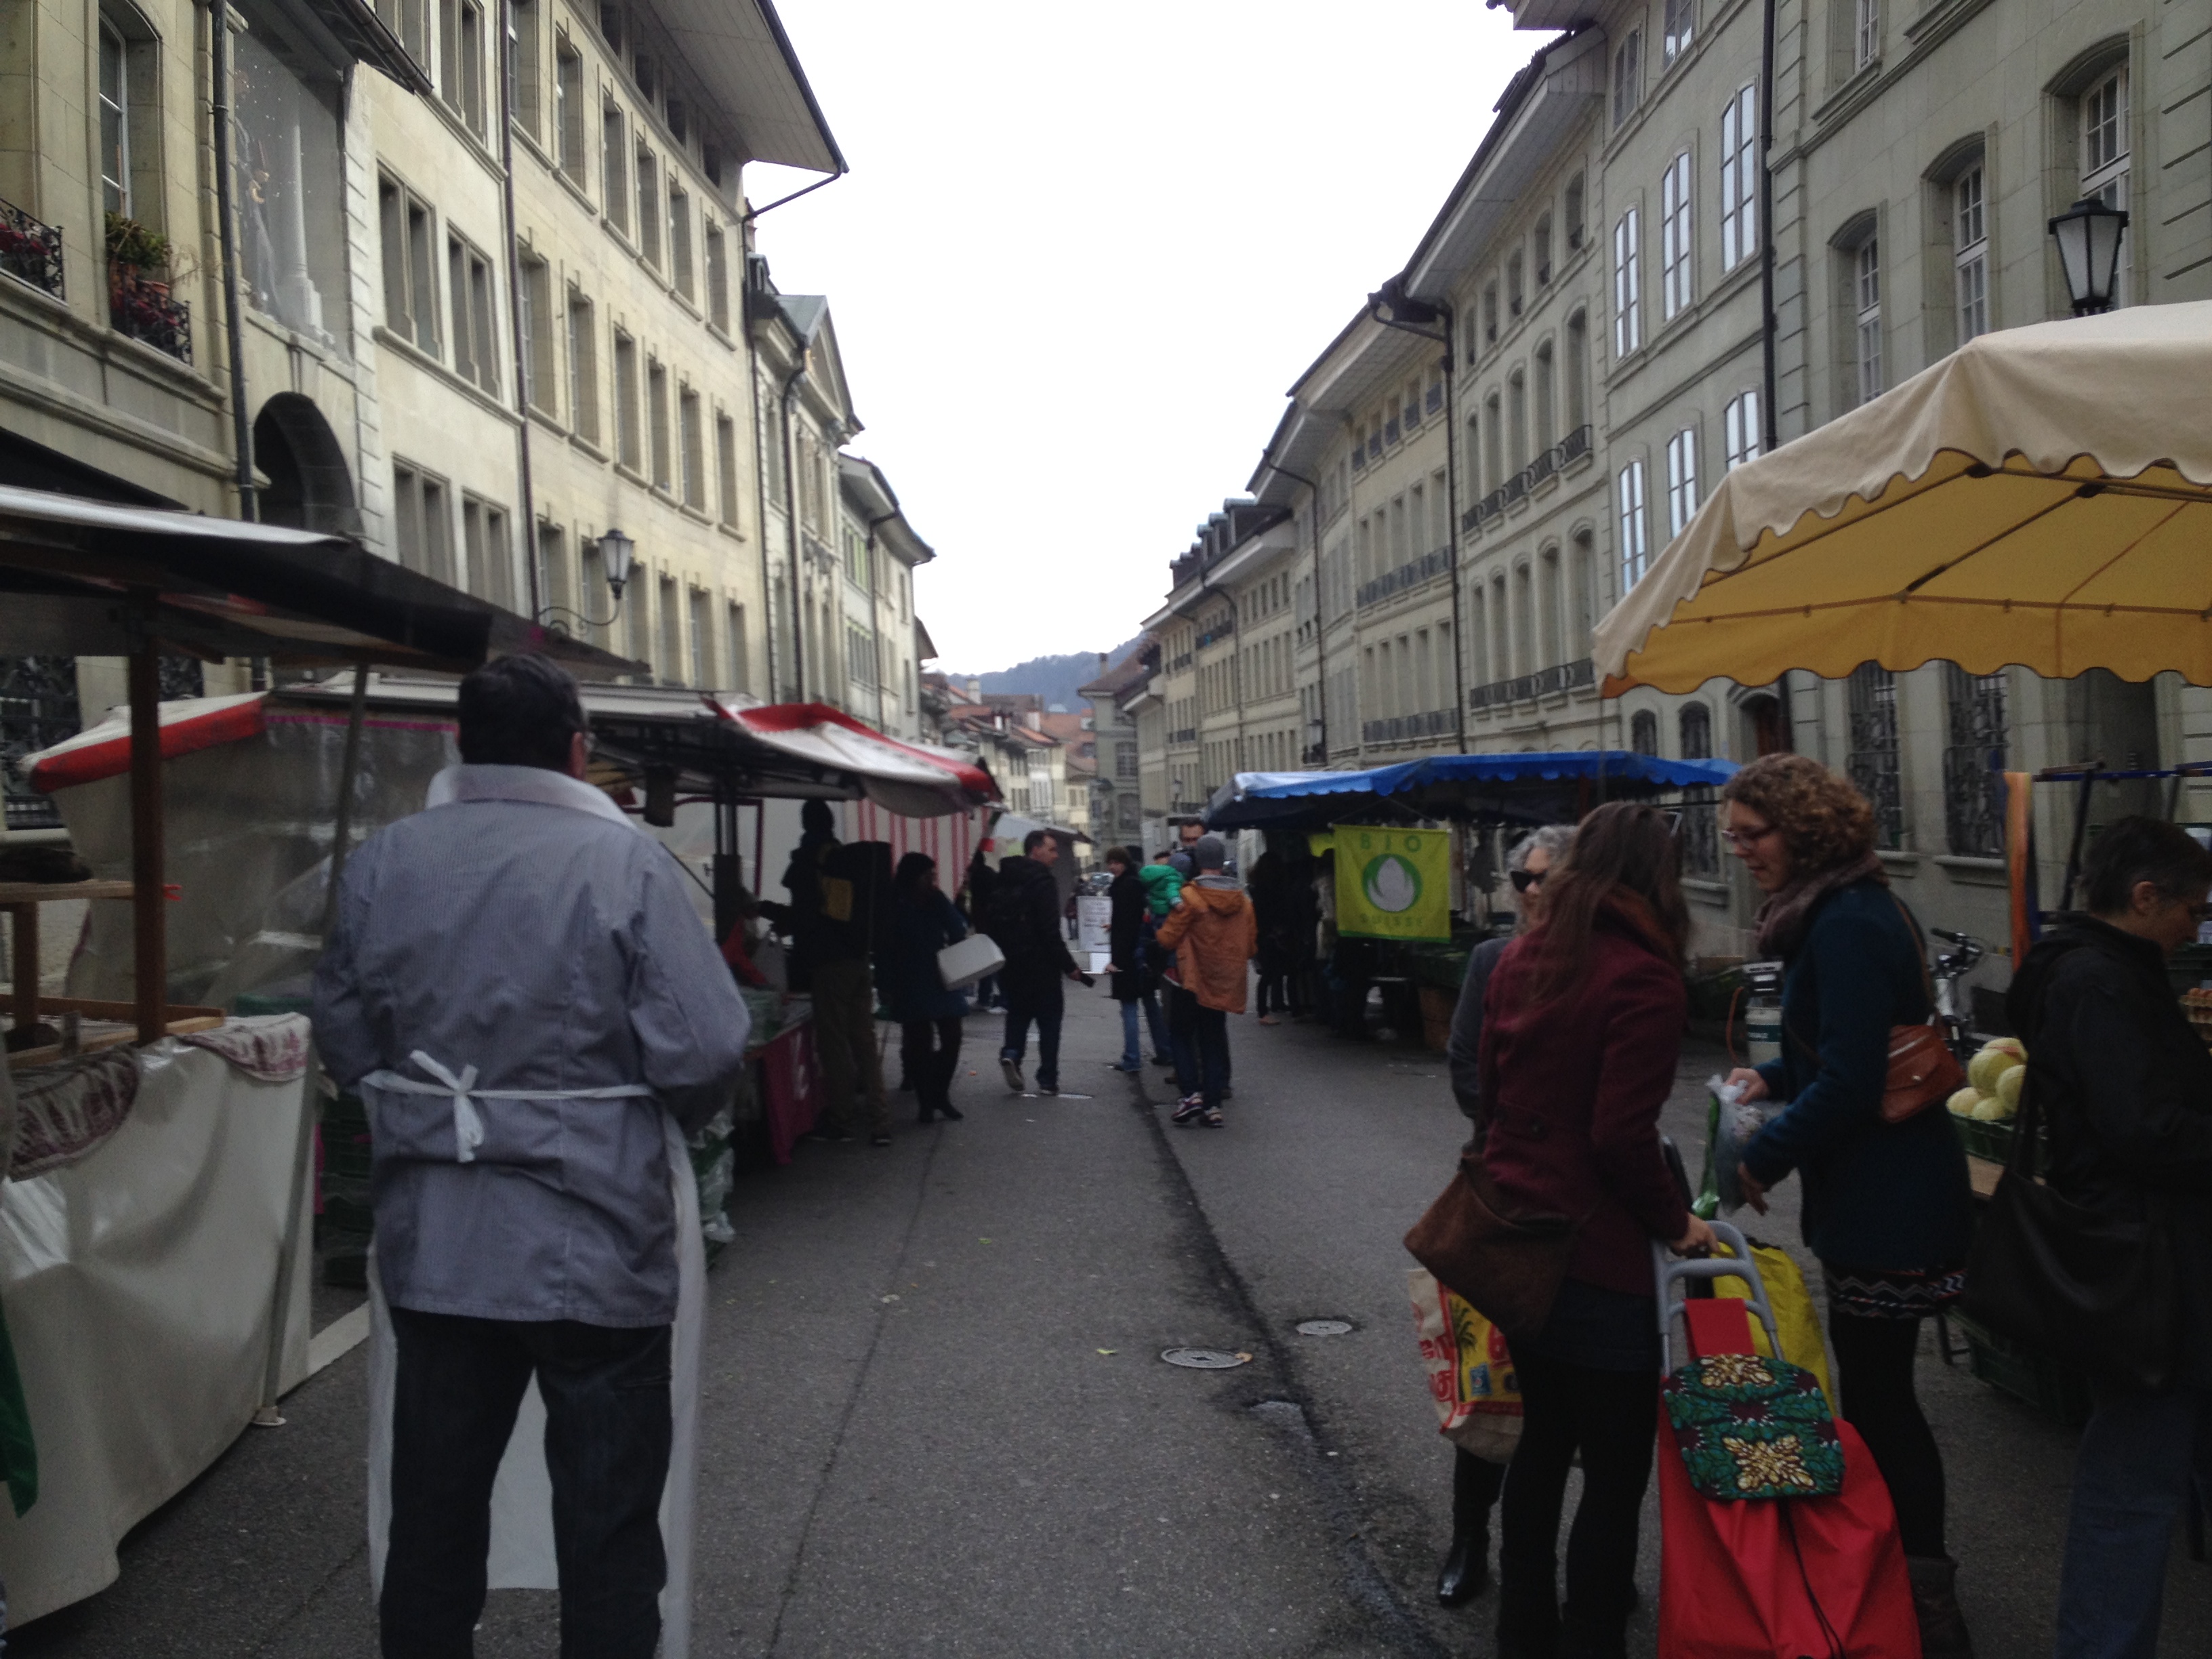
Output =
[{"x1": 1125, "y1": 0, "x2": 2212, "y2": 970}]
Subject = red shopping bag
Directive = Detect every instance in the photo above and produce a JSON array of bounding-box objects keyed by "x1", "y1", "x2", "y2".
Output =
[{"x1": 1658, "y1": 1300, "x2": 1922, "y2": 1659}]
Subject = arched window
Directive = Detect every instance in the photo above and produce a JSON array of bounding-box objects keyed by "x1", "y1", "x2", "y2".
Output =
[
  {"x1": 1679, "y1": 701, "x2": 1713, "y2": 757},
  {"x1": 1631, "y1": 709, "x2": 1659, "y2": 755}
]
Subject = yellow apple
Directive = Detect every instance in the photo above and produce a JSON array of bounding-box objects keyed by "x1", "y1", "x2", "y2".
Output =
[{"x1": 1947, "y1": 1086, "x2": 1983, "y2": 1118}]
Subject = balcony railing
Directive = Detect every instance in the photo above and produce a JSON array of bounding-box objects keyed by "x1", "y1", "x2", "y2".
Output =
[
  {"x1": 0, "y1": 197, "x2": 64, "y2": 298},
  {"x1": 1357, "y1": 544, "x2": 1454, "y2": 609},
  {"x1": 1361, "y1": 708, "x2": 1458, "y2": 744},
  {"x1": 110, "y1": 268, "x2": 190, "y2": 363},
  {"x1": 1460, "y1": 425, "x2": 1595, "y2": 533},
  {"x1": 1467, "y1": 657, "x2": 1596, "y2": 710}
]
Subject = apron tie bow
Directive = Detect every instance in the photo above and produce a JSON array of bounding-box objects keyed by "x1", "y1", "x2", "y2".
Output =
[{"x1": 407, "y1": 1050, "x2": 484, "y2": 1164}]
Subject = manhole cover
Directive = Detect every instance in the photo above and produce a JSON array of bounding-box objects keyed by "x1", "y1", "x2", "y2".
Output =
[
  {"x1": 1296, "y1": 1319, "x2": 1355, "y2": 1337},
  {"x1": 1161, "y1": 1347, "x2": 1250, "y2": 1370}
]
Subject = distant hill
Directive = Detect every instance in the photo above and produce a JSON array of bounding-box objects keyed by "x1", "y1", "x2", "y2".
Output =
[{"x1": 958, "y1": 638, "x2": 1143, "y2": 712}]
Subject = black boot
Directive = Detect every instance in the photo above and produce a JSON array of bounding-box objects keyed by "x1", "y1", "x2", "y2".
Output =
[
  {"x1": 1436, "y1": 1530, "x2": 1490, "y2": 1604},
  {"x1": 1907, "y1": 1555, "x2": 1974, "y2": 1656}
]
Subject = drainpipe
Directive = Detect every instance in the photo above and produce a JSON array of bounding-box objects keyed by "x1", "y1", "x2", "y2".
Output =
[
  {"x1": 1759, "y1": 0, "x2": 1780, "y2": 453},
  {"x1": 209, "y1": 0, "x2": 255, "y2": 520},
  {"x1": 1366, "y1": 286, "x2": 1463, "y2": 752},
  {"x1": 496, "y1": 0, "x2": 539, "y2": 614},
  {"x1": 739, "y1": 293, "x2": 777, "y2": 700},
  {"x1": 779, "y1": 364, "x2": 808, "y2": 697}
]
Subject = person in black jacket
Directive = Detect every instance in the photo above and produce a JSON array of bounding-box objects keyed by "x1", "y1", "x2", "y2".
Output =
[
  {"x1": 1103, "y1": 846, "x2": 1170, "y2": 1072},
  {"x1": 2006, "y1": 816, "x2": 2212, "y2": 1659},
  {"x1": 986, "y1": 829, "x2": 1084, "y2": 1094},
  {"x1": 781, "y1": 800, "x2": 888, "y2": 1146},
  {"x1": 878, "y1": 853, "x2": 972, "y2": 1124},
  {"x1": 964, "y1": 845, "x2": 1002, "y2": 1011},
  {"x1": 1719, "y1": 753, "x2": 1974, "y2": 1654}
]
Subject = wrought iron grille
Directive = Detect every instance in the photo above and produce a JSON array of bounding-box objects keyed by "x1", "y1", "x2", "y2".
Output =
[
  {"x1": 0, "y1": 197, "x2": 64, "y2": 298},
  {"x1": 1846, "y1": 662, "x2": 1906, "y2": 848},
  {"x1": 1942, "y1": 662, "x2": 2007, "y2": 857},
  {"x1": 110, "y1": 268, "x2": 192, "y2": 362},
  {"x1": 1, "y1": 657, "x2": 81, "y2": 830},
  {"x1": 1467, "y1": 657, "x2": 1595, "y2": 710},
  {"x1": 1356, "y1": 545, "x2": 1454, "y2": 609},
  {"x1": 1678, "y1": 702, "x2": 1720, "y2": 876}
]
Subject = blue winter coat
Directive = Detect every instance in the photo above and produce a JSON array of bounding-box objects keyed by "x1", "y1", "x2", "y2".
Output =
[
  {"x1": 1744, "y1": 877, "x2": 1974, "y2": 1273},
  {"x1": 876, "y1": 889, "x2": 971, "y2": 1023}
]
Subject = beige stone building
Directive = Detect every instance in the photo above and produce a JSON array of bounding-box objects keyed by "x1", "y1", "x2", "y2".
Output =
[
  {"x1": 1128, "y1": 0, "x2": 2212, "y2": 975},
  {"x1": 1079, "y1": 649, "x2": 1149, "y2": 852}
]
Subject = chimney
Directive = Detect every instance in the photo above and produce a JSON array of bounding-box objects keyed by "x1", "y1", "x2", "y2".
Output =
[
  {"x1": 966, "y1": 676, "x2": 981, "y2": 701},
  {"x1": 1097, "y1": 652, "x2": 1108, "y2": 674}
]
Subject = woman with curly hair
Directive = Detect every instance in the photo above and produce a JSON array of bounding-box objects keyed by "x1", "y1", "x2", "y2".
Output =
[{"x1": 1720, "y1": 753, "x2": 1975, "y2": 1656}]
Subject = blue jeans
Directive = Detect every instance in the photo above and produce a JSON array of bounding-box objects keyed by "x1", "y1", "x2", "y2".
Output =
[
  {"x1": 382, "y1": 1307, "x2": 672, "y2": 1659},
  {"x1": 2054, "y1": 1383, "x2": 2212, "y2": 1659},
  {"x1": 1168, "y1": 987, "x2": 1230, "y2": 1105},
  {"x1": 1117, "y1": 989, "x2": 1170, "y2": 1067}
]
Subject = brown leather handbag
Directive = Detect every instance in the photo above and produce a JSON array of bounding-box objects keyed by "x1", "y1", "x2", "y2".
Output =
[
  {"x1": 1788, "y1": 892, "x2": 1965, "y2": 1125},
  {"x1": 1404, "y1": 1157, "x2": 1582, "y2": 1340}
]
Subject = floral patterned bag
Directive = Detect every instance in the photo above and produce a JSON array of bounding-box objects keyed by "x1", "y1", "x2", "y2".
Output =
[{"x1": 1660, "y1": 1351, "x2": 1845, "y2": 1502}]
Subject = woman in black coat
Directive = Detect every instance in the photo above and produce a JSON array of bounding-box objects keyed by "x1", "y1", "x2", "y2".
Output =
[
  {"x1": 878, "y1": 853, "x2": 970, "y2": 1123},
  {"x1": 1103, "y1": 846, "x2": 1170, "y2": 1072}
]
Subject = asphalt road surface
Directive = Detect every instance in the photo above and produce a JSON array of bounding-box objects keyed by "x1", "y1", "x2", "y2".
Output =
[{"x1": 16, "y1": 985, "x2": 2212, "y2": 1655}]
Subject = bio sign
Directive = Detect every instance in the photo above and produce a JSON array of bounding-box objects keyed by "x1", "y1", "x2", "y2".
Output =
[{"x1": 1333, "y1": 824, "x2": 1450, "y2": 943}]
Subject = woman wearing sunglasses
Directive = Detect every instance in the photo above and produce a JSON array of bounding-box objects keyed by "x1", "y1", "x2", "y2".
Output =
[
  {"x1": 1719, "y1": 753, "x2": 1975, "y2": 1656},
  {"x1": 1433, "y1": 824, "x2": 1576, "y2": 1607}
]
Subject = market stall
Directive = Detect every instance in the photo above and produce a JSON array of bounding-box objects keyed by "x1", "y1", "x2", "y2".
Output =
[{"x1": 0, "y1": 484, "x2": 639, "y2": 1622}]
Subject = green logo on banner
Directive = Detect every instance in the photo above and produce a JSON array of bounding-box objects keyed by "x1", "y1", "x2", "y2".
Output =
[{"x1": 1362, "y1": 852, "x2": 1422, "y2": 914}]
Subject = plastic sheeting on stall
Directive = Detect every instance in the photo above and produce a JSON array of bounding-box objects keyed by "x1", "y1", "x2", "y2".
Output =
[
  {"x1": 41, "y1": 695, "x2": 458, "y2": 1009},
  {"x1": 0, "y1": 1034, "x2": 314, "y2": 1622}
]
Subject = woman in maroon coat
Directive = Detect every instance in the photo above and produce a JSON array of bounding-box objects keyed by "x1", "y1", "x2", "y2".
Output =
[{"x1": 1477, "y1": 802, "x2": 1715, "y2": 1659}]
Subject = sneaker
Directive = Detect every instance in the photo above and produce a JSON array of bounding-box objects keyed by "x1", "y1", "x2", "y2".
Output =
[
  {"x1": 1171, "y1": 1095, "x2": 1206, "y2": 1124},
  {"x1": 1107, "y1": 1060, "x2": 1142, "y2": 1073},
  {"x1": 1000, "y1": 1057, "x2": 1024, "y2": 1092},
  {"x1": 1038, "y1": 1084, "x2": 1059, "y2": 1097},
  {"x1": 1202, "y1": 1109, "x2": 1225, "y2": 1128}
]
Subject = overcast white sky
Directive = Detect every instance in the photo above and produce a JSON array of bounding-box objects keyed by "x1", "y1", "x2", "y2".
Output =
[{"x1": 747, "y1": 2, "x2": 1544, "y2": 676}]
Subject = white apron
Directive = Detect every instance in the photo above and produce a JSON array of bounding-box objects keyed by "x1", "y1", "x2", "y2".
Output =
[{"x1": 361, "y1": 1054, "x2": 704, "y2": 1659}]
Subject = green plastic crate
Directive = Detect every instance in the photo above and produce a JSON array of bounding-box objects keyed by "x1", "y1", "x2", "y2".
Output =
[{"x1": 1951, "y1": 1311, "x2": 2091, "y2": 1427}]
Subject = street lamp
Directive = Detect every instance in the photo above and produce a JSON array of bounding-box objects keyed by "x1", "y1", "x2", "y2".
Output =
[
  {"x1": 2047, "y1": 196, "x2": 2129, "y2": 315},
  {"x1": 598, "y1": 527, "x2": 635, "y2": 600}
]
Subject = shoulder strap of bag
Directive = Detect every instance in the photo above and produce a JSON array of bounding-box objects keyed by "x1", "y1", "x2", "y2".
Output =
[{"x1": 1780, "y1": 888, "x2": 1940, "y2": 1066}]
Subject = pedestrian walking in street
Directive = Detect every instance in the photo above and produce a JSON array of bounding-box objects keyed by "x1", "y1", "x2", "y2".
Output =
[
  {"x1": 878, "y1": 853, "x2": 970, "y2": 1125},
  {"x1": 314, "y1": 654, "x2": 750, "y2": 1659},
  {"x1": 1248, "y1": 846, "x2": 1291, "y2": 1024},
  {"x1": 1103, "y1": 845, "x2": 1171, "y2": 1073},
  {"x1": 1434, "y1": 822, "x2": 1576, "y2": 1607},
  {"x1": 985, "y1": 828, "x2": 1085, "y2": 1094},
  {"x1": 1719, "y1": 752, "x2": 1977, "y2": 1656},
  {"x1": 964, "y1": 843, "x2": 1001, "y2": 1011},
  {"x1": 1477, "y1": 802, "x2": 1715, "y2": 1659},
  {"x1": 782, "y1": 798, "x2": 892, "y2": 1146},
  {"x1": 1155, "y1": 834, "x2": 1256, "y2": 1128},
  {"x1": 2003, "y1": 817, "x2": 2212, "y2": 1659}
]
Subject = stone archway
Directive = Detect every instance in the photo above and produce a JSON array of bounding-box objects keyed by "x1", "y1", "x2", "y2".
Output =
[{"x1": 253, "y1": 393, "x2": 361, "y2": 537}]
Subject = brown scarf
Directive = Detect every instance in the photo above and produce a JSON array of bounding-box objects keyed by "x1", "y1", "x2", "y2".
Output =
[{"x1": 1753, "y1": 850, "x2": 1886, "y2": 959}]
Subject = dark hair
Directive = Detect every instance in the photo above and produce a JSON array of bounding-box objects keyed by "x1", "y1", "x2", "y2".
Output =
[
  {"x1": 1520, "y1": 801, "x2": 1689, "y2": 1010},
  {"x1": 1023, "y1": 828, "x2": 1052, "y2": 854},
  {"x1": 1104, "y1": 845, "x2": 1136, "y2": 869},
  {"x1": 895, "y1": 851, "x2": 935, "y2": 897},
  {"x1": 2082, "y1": 816, "x2": 2212, "y2": 916},
  {"x1": 457, "y1": 654, "x2": 585, "y2": 771}
]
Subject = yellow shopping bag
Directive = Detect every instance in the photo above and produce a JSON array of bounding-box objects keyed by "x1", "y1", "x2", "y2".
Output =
[
  {"x1": 1714, "y1": 1238, "x2": 1836, "y2": 1412},
  {"x1": 1407, "y1": 1267, "x2": 1523, "y2": 1462}
]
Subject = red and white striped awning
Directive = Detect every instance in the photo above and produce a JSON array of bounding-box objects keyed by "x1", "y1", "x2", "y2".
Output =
[
  {"x1": 713, "y1": 700, "x2": 996, "y2": 817},
  {"x1": 22, "y1": 693, "x2": 270, "y2": 792}
]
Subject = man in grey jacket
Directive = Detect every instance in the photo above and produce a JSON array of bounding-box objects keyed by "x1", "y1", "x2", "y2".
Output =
[{"x1": 314, "y1": 654, "x2": 749, "y2": 1659}]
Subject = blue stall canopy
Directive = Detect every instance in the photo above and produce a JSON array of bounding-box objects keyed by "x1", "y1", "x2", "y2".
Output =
[{"x1": 1202, "y1": 750, "x2": 1742, "y2": 831}]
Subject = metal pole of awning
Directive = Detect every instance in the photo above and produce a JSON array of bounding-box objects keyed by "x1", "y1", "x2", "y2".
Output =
[{"x1": 127, "y1": 593, "x2": 167, "y2": 1045}]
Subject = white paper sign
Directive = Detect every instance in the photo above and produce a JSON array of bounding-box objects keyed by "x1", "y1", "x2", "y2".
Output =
[{"x1": 1076, "y1": 895, "x2": 1112, "y2": 956}]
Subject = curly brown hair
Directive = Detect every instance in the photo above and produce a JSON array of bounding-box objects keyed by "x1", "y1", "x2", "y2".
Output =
[{"x1": 1721, "y1": 753, "x2": 1876, "y2": 876}]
